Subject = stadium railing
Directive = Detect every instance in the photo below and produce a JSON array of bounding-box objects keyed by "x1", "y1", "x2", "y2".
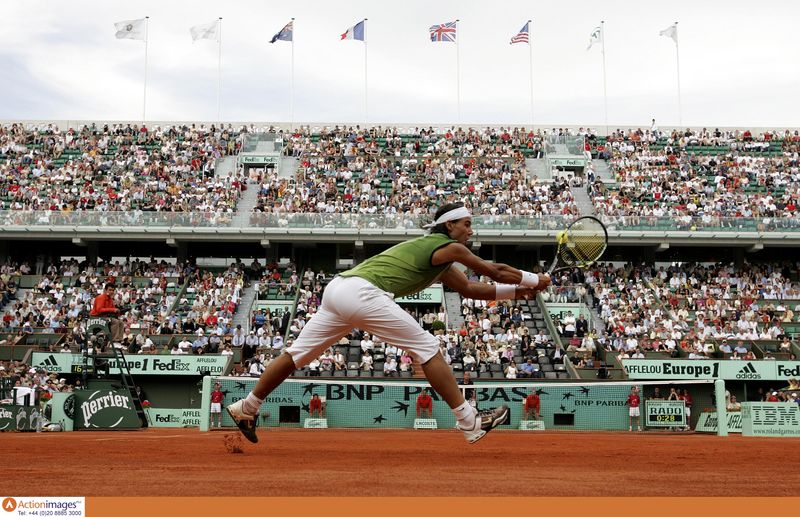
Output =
[{"x1": 1, "y1": 211, "x2": 800, "y2": 234}]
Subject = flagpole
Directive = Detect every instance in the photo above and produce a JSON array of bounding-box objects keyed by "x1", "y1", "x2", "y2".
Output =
[
  {"x1": 600, "y1": 20, "x2": 608, "y2": 136},
  {"x1": 363, "y1": 18, "x2": 368, "y2": 126},
  {"x1": 143, "y1": 16, "x2": 149, "y2": 123},
  {"x1": 217, "y1": 17, "x2": 222, "y2": 123},
  {"x1": 528, "y1": 20, "x2": 534, "y2": 128},
  {"x1": 456, "y1": 19, "x2": 461, "y2": 124},
  {"x1": 674, "y1": 21, "x2": 683, "y2": 127},
  {"x1": 290, "y1": 18, "x2": 295, "y2": 130}
]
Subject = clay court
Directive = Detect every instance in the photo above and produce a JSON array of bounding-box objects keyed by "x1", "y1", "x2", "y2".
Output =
[{"x1": 4, "y1": 428, "x2": 798, "y2": 496}]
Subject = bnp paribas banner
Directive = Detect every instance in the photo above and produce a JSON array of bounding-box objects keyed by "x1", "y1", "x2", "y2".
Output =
[
  {"x1": 31, "y1": 352, "x2": 231, "y2": 376},
  {"x1": 623, "y1": 360, "x2": 800, "y2": 381},
  {"x1": 212, "y1": 378, "x2": 635, "y2": 430}
]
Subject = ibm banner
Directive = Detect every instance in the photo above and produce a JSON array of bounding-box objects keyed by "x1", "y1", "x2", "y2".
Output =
[{"x1": 741, "y1": 402, "x2": 800, "y2": 437}]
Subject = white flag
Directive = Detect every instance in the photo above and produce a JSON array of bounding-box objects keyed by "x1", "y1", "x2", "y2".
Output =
[
  {"x1": 114, "y1": 18, "x2": 147, "y2": 41},
  {"x1": 659, "y1": 23, "x2": 678, "y2": 44},
  {"x1": 190, "y1": 19, "x2": 220, "y2": 42},
  {"x1": 586, "y1": 26, "x2": 602, "y2": 51}
]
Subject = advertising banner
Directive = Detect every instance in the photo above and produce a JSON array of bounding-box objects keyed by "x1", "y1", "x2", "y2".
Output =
[
  {"x1": 695, "y1": 411, "x2": 743, "y2": 433},
  {"x1": 31, "y1": 352, "x2": 230, "y2": 377},
  {"x1": 395, "y1": 285, "x2": 443, "y2": 304},
  {"x1": 623, "y1": 359, "x2": 799, "y2": 381},
  {"x1": 0, "y1": 405, "x2": 43, "y2": 432},
  {"x1": 73, "y1": 388, "x2": 142, "y2": 429},
  {"x1": 644, "y1": 400, "x2": 686, "y2": 428},
  {"x1": 145, "y1": 408, "x2": 203, "y2": 428},
  {"x1": 741, "y1": 402, "x2": 800, "y2": 437},
  {"x1": 212, "y1": 378, "x2": 634, "y2": 430}
]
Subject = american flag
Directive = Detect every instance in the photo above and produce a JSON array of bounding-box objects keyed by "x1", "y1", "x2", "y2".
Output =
[
  {"x1": 430, "y1": 21, "x2": 457, "y2": 42},
  {"x1": 510, "y1": 21, "x2": 530, "y2": 45}
]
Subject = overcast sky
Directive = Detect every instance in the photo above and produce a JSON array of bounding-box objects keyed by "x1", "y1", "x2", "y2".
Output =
[{"x1": 1, "y1": 0, "x2": 798, "y2": 128}]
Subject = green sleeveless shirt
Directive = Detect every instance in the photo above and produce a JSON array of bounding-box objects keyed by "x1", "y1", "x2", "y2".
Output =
[{"x1": 339, "y1": 233, "x2": 456, "y2": 297}]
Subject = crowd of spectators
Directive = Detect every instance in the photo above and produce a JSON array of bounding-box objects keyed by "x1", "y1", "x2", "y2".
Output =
[
  {"x1": 575, "y1": 261, "x2": 800, "y2": 361},
  {"x1": 0, "y1": 360, "x2": 82, "y2": 405},
  {"x1": 252, "y1": 126, "x2": 577, "y2": 221},
  {"x1": 0, "y1": 259, "x2": 187, "y2": 340},
  {"x1": 591, "y1": 126, "x2": 800, "y2": 227},
  {"x1": 0, "y1": 122, "x2": 244, "y2": 216}
]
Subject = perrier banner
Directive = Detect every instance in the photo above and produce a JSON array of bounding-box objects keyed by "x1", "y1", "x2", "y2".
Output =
[{"x1": 73, "y1": 383, "x2": 142, "y2": 430}]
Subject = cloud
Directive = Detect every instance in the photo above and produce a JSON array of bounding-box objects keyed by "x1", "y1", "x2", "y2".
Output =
[{"x1": 0, "y1": 0, "x2": 798, "y2": 126}]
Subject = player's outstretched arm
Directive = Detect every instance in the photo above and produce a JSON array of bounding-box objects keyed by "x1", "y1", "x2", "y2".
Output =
[
  {"x1": 440, "y1": 263, "x2": 549, "y2": 301},
  {"x1": 433, "y1": 243, "x2": 550, "y2": 299}
]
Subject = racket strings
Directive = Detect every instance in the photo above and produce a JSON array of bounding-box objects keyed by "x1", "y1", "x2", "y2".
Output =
[{"x1": 562, "y1": 225, "x2": 606, "y2": 266}]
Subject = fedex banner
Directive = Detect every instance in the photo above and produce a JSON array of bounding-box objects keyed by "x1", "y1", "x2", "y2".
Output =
[
  {"x1": 622, "y1": 359, "x2": 800, "y2": 381},
  {"x1": 31, "y1": 352, "x2": 231, "y2": 377}
]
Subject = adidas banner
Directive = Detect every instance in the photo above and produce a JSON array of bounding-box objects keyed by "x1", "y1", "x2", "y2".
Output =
[
  {"x1": 31, "y1": 352, "x2": 231, "y2": 377},
  {"x1": 622, "y1": 359, "x2": 797, "y2": 381}
]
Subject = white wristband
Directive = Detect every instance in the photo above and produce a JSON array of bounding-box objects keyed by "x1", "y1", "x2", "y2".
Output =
[
  {"x1": 495, "y1": 284, "x2": 516, "y2": 300},
  {"x1": 520, "y1": 270, "x2": 539, "y2": 288}
]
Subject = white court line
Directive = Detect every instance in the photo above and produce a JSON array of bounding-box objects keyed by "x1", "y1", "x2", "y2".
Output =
[{"x1": 90, "y1": 434, "x2": 188, "y2": 441}]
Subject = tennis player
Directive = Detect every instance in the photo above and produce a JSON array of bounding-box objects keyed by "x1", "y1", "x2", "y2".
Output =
[{"x1": 228, "y1": 202, "x2": 551, "y2": 444}]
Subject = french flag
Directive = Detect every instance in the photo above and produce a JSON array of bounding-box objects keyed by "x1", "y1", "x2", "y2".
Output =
[{"x1": 341, "y1": 20, "x2": 365, "y2": 41}]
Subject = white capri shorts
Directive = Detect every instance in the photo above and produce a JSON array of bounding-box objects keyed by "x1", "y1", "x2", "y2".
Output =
[
  {"x1": 210, "y1": 403, "x2": 222, "y2": 414},
  {"x1": 287, "y1": 276, "x2": 440, "y2": 368},
  {"x1": 629, "y1": 407, "x2": 640, "y2": 417}
]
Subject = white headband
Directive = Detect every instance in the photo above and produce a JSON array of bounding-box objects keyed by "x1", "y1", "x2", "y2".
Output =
[{"x1": 423, "y1": 206, "x2": 472, "y2": 229}]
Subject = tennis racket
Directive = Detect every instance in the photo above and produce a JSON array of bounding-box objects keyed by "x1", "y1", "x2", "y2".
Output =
[{"x1": 546, "y1": 216, "x2": 608, "y2": 274}]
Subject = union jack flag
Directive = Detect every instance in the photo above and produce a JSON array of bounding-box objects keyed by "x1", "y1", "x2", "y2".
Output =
[
  {"x1": 430, "y1": 21, "x2": 457, "y2": 42},
  {"x1": 510, "y1": 21, "x2": 530, "y2": 45}
]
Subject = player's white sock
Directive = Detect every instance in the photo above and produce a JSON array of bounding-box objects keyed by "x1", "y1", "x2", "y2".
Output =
[
  {"x1": 453, "y1": 401, "x2": 475, "y2": 428},
  {"x1": 243, "y1": 392, "x2": 264, "y2": 415}
]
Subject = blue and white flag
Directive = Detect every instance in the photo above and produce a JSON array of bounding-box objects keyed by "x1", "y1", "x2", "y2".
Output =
[{"x1": 271, "y1": 20, "x2": 293, "y2": 43}]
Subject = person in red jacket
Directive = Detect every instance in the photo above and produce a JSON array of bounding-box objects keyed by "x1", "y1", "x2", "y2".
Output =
[
  {"x1": 416, "y1": 388, "x2": 433, "y2": 418},
  {"x1": 309, "y1": 393, "x2": 325, "y2": 418},
  {"x1": 90, "y1": 284, "x2": 123, "y2": 344},
  {"x1": 626, "y1": 386, "x2": 642, "y2": 432},
  {"x1": 524, "y1": 391, "x2": 541, "y2": 420}
]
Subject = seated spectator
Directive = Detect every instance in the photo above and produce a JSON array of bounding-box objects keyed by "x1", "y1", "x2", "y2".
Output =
[
  {"x1": 333, "y1": 349, "x2": 347, "y2": 371},
  {"x1": 307, "y1": 356, "x2": 321, "y2": 376},
  {"x1": 319, "y1": 349, "x2": 334, "y2": 372},
  {"x1": 383, "y1": 355, "x2": 398, "y2": 377},
  {"x1": 462, "y1": 351, "x2": 476, "y2": 371},
  {"x1": 726, "y1": 395, "x2": 742, "y2": 412},
  {"x1": 399, "y1": 352, "x2": 413, "y2": 372},
  {"x1": 359, "y1": 350, "x2": 374, "y2": 372},
  {"x1": 504, "y1": 360, "x2": 518, "y2": 379}
]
